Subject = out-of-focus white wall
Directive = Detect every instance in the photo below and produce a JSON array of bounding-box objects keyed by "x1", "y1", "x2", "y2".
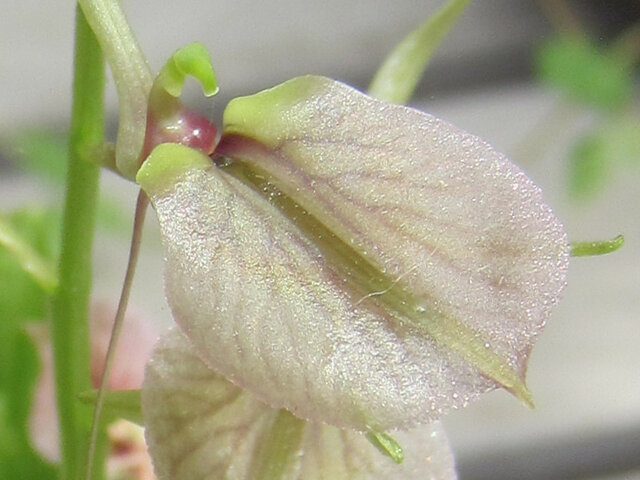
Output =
[{"x1": 0, "y1": 1, "x2": 545, "y2": 131}]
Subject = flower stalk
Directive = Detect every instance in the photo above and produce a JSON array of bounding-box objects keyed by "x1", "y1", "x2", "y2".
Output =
[{"x1": 78, "y1": 0, "x2": 153, "y2": 179}]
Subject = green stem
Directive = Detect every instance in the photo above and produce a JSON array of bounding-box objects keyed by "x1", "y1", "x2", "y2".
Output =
[{"x1": 51, "y1": 6, "x2": 105, "y2": 480}]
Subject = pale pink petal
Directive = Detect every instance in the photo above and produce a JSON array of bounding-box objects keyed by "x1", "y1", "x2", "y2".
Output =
[
  {"x1": 107, "y1": 420, "x2": 156, "y2": 480},
  {"x1": 89, "y1": 300, "x2": 158, "y2": 390},
  {"x1": 219, "y1": 75, "x2": 569, "y2": 379},
  {"x1": 139, "y1": 94, "x2": 568, "y2": 430},
  {"x1": 142, "y1": 329, "x2": 457, "y2": 480}
]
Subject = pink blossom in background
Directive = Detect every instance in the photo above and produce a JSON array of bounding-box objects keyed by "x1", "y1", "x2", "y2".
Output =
[{"x1": 28, "y1": 300, "x2": 158, "y2": 479}]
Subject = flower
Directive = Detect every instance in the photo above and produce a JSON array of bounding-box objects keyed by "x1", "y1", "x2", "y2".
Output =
[
  {"x1": 29, "y1": 300, "x2": 157, "y2": 479},
  {"x1": 142, "y1": 328, "x2": 457, "y2": 479},
  {"x1": 137, "y1": 75, "x2": 569, "y2": 478}
]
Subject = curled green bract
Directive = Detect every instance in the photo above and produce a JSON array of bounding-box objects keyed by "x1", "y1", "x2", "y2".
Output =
[
  {"x1": 141, "y1": 44, "x2": 219, "y2": 162},
  {"x1": 138, "y1": 76, "x2": 569, "y2": 442},
  {"x1": 78, "y1": 0, "x2": 219, "y2": 177}
]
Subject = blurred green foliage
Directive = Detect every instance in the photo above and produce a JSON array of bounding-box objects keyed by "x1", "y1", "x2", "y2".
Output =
[
  {"x1": 534, "y1": 33, "x2": 639, "y2": 201},
  {"x1": 536, "y1": 37, "x2": 633, "y2": 111},
  {"x1": 569, "y1": 116, "x2": 640, "y2": 198},
  {"x1": 4, "y1": 129, "x2": 131, "y2": 233},
  {"x1": 9, "y1": 130, "x2": 69, "y2": 183},
  {"x1": 0, "y1": 209, "x2": 59, "y2": 479}
]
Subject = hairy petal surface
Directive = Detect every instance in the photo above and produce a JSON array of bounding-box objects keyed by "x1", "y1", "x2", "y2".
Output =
[
  {"x1": 219, "y1": 75, "x2": 569, "y2": 383},
  {"x1": 140, "y1": 145, "x2": 500, "y2": 430},
  {"x1": 139, "y1": 70, "x2": 570, "y2": 428},
  {"x1": 142, "y1": 328, "x2": 457, "y2": 480}
]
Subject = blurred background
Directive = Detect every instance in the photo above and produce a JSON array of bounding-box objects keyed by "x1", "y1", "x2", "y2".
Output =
[{"x1": 1, "y1": 1, "x2": 639, "y2": 479}]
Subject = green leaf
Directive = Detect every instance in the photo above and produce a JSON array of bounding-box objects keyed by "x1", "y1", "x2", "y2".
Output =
[
  {"x1": 366, "y1": 430, "x2": 404, "y2": 464},
  {"x1": 570, "y1": 235, "x2": 624, "y2": 257},
  {"x1": 569, "y1": 133, "x2": 610, "y2": 199},
  {"x1": 569, "y1": 116, "x2": 640, "y2": 199},
  {"x1": 0, "y1": 208, "x2": 59, "y2": 323},
  {"x1": 1, "y1": 331, "x2": 40, "y2": 438},
  {"x1": 599, "y1": 116, "x2": 640, "y2": 168},
  {"x1": 535, "y1": 37, "x2": 633, "y2": 110},
  {"x1": 0, "y1": 216, "x2": 58, "y2": 293},
  {"x1": 0, "y1": 447, "x2": 58, "y2": 480},
  {"x1": 368, "y1": 0, "x2": 472, "y2": 104},
  {"x1": 0, "y1": 330, "x2": 58, "y2": 480},
  {"x1": 0, "y1": 209, "x2": 60, "y2": 458},
  {"x1": 78, "y1": 389, "x2": 143, "y2": 426}
]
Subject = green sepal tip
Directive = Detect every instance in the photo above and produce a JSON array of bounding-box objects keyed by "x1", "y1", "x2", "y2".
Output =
[
  {"x1": 155, "y1": 42, "x2": 219, "y2": 100},
  {"x1": 78, "y1": 389, "x2": 143, "y2": 426},
  {"x1": 136, "y1": 143, "x2": 211, "y2": 196},
  {"x1": 570, "y1": 234, "x2": 624, "y2": 257},
  {"x1": 366, "y1": 430, "x2": 404, "y2": 464}
]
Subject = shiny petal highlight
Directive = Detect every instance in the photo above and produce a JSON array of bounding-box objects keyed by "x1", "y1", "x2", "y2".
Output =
[{"x1": 138, "y1": 116, "x2": 566, "y2": 430}]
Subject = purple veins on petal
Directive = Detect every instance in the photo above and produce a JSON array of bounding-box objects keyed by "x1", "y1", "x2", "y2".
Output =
[{"x1": 137, "y1": 76, "x2": 569, "y2": 432}]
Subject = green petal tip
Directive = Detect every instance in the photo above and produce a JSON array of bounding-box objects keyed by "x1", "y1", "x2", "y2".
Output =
[{"x1": 223, "y1": 75, "x2": 329, "y2": 147}]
